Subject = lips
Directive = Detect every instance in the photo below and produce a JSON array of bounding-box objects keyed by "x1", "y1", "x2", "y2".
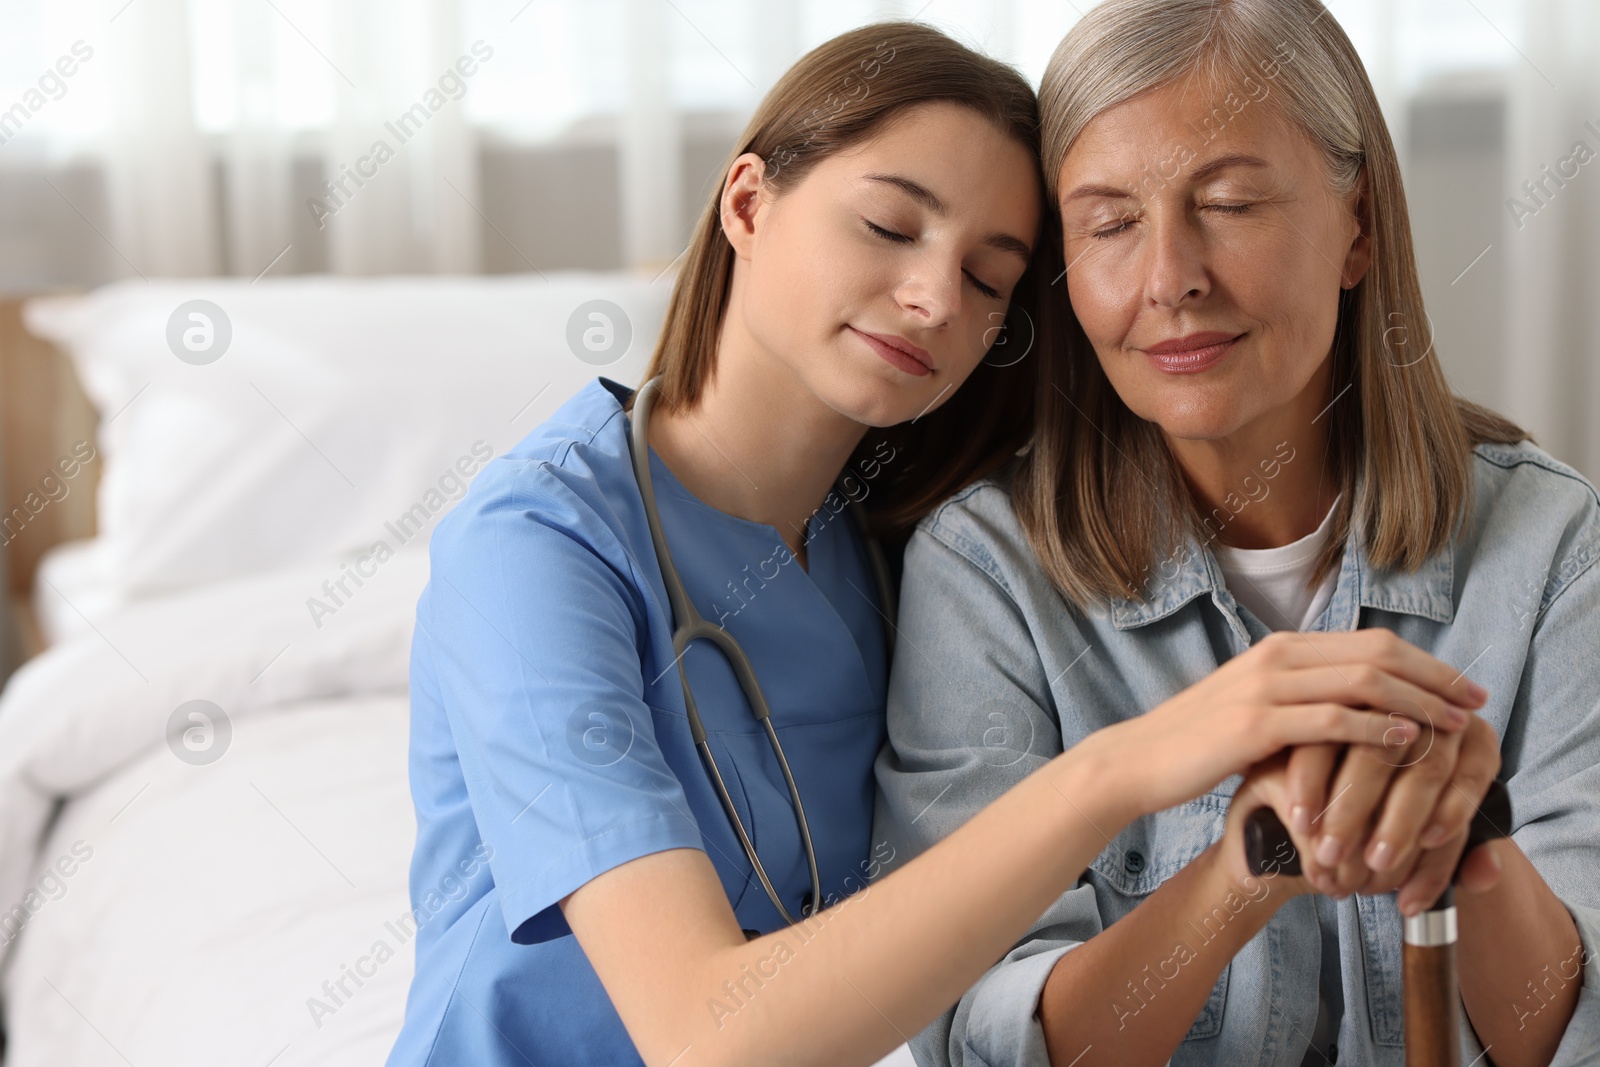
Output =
[
  {"x1": 851, "y1": 326, "x2": 934, "y2": 376},
  {"x1": 1141, "y1": 331, "x2": 1243, "y2": 374}
]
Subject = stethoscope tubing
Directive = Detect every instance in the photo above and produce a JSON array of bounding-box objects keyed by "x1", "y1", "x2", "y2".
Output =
[{"x1": 629, "y1": 374, "x2": 825, "y2": 926}]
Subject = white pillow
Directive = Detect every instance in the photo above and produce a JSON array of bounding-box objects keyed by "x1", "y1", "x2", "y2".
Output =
[{"x1": 24, "y1": 272, "x2": 670, "y2": 596}]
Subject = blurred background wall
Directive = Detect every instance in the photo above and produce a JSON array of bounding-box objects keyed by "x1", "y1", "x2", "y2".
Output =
[{"x1": 0, "y1": 0, "x2": 1596, "y2": 480}]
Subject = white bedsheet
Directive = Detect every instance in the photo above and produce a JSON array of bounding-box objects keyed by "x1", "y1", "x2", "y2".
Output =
[
  {"x1": 4, "y1": 693, "x2": 416, "y2": 1066},
  {"x1": 0, "y1": 544, "x2": 426, "y2": 1066}
]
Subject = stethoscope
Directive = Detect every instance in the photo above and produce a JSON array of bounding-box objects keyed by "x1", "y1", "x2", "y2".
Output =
[{"x1": 628, "y1": 375, "x2": 897, "y2": 929}]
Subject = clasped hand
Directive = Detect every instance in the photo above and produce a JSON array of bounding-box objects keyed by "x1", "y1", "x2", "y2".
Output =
[
  {"x1": 1110, "y1": 628, "x2": 1506, "y2": 911},
  {"x1": 1223, "y1": 645, "x2": 1504, "y2": 915}
]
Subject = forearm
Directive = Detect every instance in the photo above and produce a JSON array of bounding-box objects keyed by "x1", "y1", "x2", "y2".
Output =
[
  {"x1": 687, "y1": 742, "x2": 1139, "y2": 1067},
  {"x1": 1458, "y1": 840, "x2": 1583, "y2": 1067},
  {"x1": 1036, "y1": 840, "x2": 1292, "y2": 1067}
]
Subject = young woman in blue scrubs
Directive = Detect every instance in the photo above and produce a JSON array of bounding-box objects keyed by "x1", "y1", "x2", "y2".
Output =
[{"x1": 385, "y1": 22, "x2": 1474, "y2": 1067}]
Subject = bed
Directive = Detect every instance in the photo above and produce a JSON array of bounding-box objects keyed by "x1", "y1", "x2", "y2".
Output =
[{"x1": 0, "y1": 274, "x2": 917, "y2": 1067}]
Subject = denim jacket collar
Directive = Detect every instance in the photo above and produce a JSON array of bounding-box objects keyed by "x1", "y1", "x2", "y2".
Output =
[{"x1": 1108, "y1": 502, "x2": 1456, "y2": 632}]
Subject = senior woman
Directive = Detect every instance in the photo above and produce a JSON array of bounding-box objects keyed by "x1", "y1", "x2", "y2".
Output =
[{"x1": 873, "y1": 2, "x2": 1600, "y2": 1066}]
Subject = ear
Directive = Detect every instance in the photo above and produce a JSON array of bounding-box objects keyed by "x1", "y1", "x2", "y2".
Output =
[
  {"x1": 1340, "y1": 167, "x2": 1373, "y2": 290},
  {"x1": 720, "y1": 152, "x2": 768, "y2": 260}
]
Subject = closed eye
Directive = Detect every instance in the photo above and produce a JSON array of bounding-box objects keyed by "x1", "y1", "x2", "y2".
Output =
[
  {"x1": 1091, "y1": 202, "x2": 1252, "y2": 241},
  {"x1": 966, "y1": 272, "x2": 1000, "y2": 300},
  {"x1": 1092, "y1": 218, "x2": 1135, "y2": 241},
  {"x1": 863, "y1": 218, "x2": 1003, "y2": 300},
  {"x1": 864, "y1": 219, "x2": 912, "y2": 244}
]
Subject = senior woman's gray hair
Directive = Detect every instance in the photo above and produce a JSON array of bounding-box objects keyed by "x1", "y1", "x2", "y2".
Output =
[
  {"x1": 1017, "y1": 0, "x2": 1528, "y2": 608},
  {"x1": 1038, "y1": 0, "x2": 1366, "y2": 206}
]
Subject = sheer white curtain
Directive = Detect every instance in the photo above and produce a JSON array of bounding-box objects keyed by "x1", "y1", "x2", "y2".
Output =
[
  {"x1": 93, "y1": 0, "x2": 481, "y2": 276},
  {"x1": 1500, "y1": 0, "x2": 1600, "y2": 481},
  {"x1": 101, "y1": 0, "x2": 218, "y2": 276},
  {"x1": 0, "y1": 0, "x2": 1595, "y2": 472}
]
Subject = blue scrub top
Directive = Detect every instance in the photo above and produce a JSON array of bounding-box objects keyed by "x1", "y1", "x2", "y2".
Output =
[{"x1": 387, "y1": 377, "x2": 890, "y2": 1067}]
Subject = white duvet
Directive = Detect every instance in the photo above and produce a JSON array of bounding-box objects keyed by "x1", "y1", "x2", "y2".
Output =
[{"x1": 0, "y1": 546, "x2": 428, "y2": 1067}]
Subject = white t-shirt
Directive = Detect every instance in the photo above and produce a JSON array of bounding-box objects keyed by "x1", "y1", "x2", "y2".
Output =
[{"x1": 1213, "y1": 496, "x2": 1341, "y2": 632}]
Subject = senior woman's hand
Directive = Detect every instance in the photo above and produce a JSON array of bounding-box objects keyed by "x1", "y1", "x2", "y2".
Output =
[{"x1": 1286, "y1": 710, "x2": 1501, "y2": 915}]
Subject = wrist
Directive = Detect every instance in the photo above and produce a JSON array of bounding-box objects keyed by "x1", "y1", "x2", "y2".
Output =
[
  {"x1": 1200, "y1": 836, "x2": 1307, "y2": 919},
  {"x1": 1048, "y1": 737, "x2": 1145, "y2": 830},
  {"x1": 1209, "y1": 844, "x2": 1289, "y2": 951}
]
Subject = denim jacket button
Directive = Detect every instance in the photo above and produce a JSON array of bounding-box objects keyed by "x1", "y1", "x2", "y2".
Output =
[{"x1": 1124, "y1": 849, "x2": 1146, "y2": 874}]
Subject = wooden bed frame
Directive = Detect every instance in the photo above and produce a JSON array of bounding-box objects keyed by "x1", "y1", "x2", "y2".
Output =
[{"x1": 0, "y1": 293, "x2": 99, "y2": 666}]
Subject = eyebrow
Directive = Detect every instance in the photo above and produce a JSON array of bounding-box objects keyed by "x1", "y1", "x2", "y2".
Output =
[
  {"x1": 1190, "y1": 152, "x2": 1271, "y2": 182},
  {"x1": 1061, "y1": 153, "x2": 1273, "y2": 203},
  {"x1": 861, "y1": 172, "x2": 1033, "y2": 261}
]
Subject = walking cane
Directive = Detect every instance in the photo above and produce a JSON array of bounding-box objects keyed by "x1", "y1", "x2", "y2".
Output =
[{"x1": 1244, "y1": 779, "x2": 1512, "y2": 1066}]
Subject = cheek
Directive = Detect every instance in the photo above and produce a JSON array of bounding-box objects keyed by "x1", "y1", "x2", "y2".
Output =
[
  {"x1": 745, "y1": 220, "x2": 851, "y2": 335},
  {"x1": 960, "y1": 306, "x2": 1013, "y2": 374},
  {"x1": 1060, "y1": 273, "x2": 1146, "y2": 394},
  {"x1": 1215, "y1": 229, "x2": 1341, "y2": 364},
  {"x1": 1063, "y1": 253, "x2": 1139, "y2": 344}
]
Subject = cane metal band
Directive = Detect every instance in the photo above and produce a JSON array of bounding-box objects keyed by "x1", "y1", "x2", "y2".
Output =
[{"x1": 1404, "y1": 906, "x2": 1458, "y2": 947}]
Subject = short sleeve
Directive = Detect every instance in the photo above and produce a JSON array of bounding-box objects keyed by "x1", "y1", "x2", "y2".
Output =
[
  {"x1": 418, "y1": 461, "x2": 704, "y2": 944},
  {"x1": 871, "y1": 519, "x2": 1107, "y2": 1066}
]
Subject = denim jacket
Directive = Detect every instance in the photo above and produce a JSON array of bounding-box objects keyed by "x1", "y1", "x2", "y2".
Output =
[{"x1": 872, "y1": 441, "x2": 1600, "y2": 1067}]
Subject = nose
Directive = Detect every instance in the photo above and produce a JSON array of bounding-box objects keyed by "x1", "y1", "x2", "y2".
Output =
[
  {"x1": 893, "y1": 254, "x2": 962, "y2": 327},
  {"x1": 1143, "y1": 213, "x2": 1210, "y2": 308}
]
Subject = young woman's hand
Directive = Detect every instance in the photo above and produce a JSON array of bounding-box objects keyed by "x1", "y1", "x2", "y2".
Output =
[
  {"x1": 1079, "y1": 629, "x2": 1487, "y2": 822},
  {"x1": 1284, "y1": 712, "x2": 1502, "y2": 915}
]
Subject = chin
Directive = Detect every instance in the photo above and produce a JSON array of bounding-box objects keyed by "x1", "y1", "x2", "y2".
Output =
[
  {"x1": 1136, "y1": 397, "x2": 1254, "y2": 443},
  {"x1": 792, "y1": 355, "x2": 882, "y2": 418},
  {"x1": 822, "y1": 371, "x2": 923, "y2": 428},
  {"x1": 813, "y1": 346, "x2": 943, "y2": 427}
]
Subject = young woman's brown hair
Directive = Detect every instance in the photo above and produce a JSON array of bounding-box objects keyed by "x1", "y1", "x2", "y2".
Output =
[
  {"x1": 1021, "y1": 0, "x2": 1527, "y2": 607},
  {"x1": 630, "y1": 20, "x2": 1049, "y2": 542}
]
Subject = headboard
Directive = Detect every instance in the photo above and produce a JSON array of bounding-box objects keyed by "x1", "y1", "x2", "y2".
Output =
[{"x1": 0, "y1": 294, "x2": 99, "y2": 663}]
